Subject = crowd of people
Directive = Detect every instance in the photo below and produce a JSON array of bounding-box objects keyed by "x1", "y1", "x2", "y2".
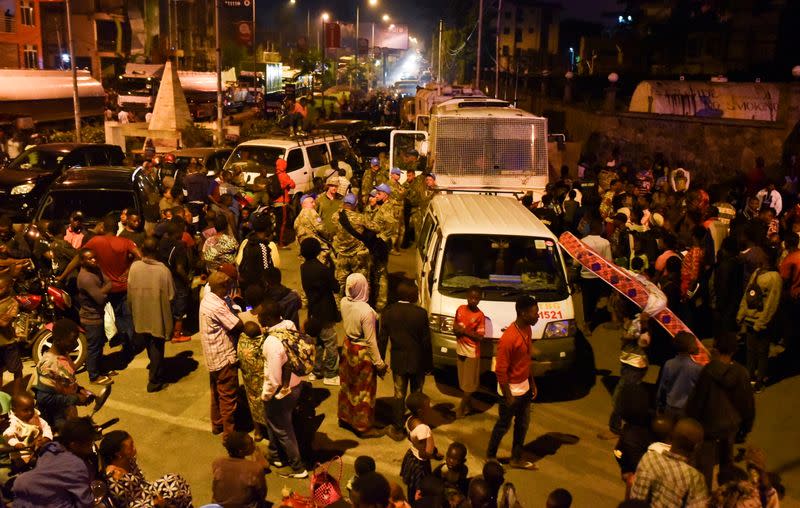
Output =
[{"x1": 0, "y1": 137, "x2": 793, "y2": 508}]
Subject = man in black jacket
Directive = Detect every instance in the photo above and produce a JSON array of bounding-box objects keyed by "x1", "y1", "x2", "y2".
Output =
[
  {"x1": 237, "y1": 213, "x2": 275, "y2": 293},
  {"x1": 264, "y1": 267, "x2": 301, "y2": 330},
  {"x1": 379, "y1": 279, "x2": 432, "y2": 441},
  {"x1": 685, "y1": 331, "x2": 755, "y2": 488},
  {"x1": 299, "y1": 238, "x2": 341, "y2": 386}
]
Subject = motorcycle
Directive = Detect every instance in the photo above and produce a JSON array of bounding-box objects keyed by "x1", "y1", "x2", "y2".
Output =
[{"x1": 12, "y1": 256, "x2": 87, "y2": 369}]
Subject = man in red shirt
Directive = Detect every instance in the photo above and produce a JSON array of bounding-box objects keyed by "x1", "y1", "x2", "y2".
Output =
[
  {"x1": 487, "y1": 295, "x2": 538, "y2": 470},
  {"x1": 61, "y1": 213, "x2": 141, "y2": 359},
  {"x1": 453, "y1": 286, "x2": 485, "y2": 419}
]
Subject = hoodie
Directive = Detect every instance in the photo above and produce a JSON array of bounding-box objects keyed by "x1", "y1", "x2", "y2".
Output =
[
  {"x1": 736, "y1": 269, "x2": 782, "y2": 331},
  {"x1": 685, "y1": 358, "x2": 755, "y2": 439}
]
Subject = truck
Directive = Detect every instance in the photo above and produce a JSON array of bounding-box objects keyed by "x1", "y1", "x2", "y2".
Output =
[
  {"x1": 0, "y1": 69, "x2": 105, "y2": 124},
  {"x1": 401, "y1": 83, "x2": 485, "y2": 127},
  {"x1": 391, "y1": 96, "x2": 549, "y2": 195},
  {"x1": 115, "y1": 63, "x2": 237, "y2": 113}
]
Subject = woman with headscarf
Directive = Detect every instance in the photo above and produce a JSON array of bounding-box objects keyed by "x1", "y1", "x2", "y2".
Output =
[{"x1": 338, "y1": 273, "x2": 387, "y2": 438}]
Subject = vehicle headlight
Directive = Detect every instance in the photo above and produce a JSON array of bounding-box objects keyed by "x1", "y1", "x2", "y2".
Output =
[
  {"x1": 10, "y1": 183, "x2": 35, "y2": 195},
  {"x1": 430, "y1": 314, "x2": 455, "y2": 334},
  {"x1": 543, "y1": 319, "x2": 577, "y2": 339}
]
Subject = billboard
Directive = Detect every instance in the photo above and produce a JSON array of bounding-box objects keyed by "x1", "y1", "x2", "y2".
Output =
[{"x1": 376, "y1": 23, "x2": 408, "y2": 50}]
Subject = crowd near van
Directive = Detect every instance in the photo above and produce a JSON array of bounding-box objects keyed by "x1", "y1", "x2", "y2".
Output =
[{"x1": 416, "y1": 193, "x2": 577, "y2": 376}]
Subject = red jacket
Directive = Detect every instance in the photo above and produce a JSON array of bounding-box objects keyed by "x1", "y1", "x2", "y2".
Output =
[
  {"x1": 275, "y1": 171, "x2": 296, "y2": 204},
  {"x1": 494, "y1": 322, "x2": 532, "y2": 386}
]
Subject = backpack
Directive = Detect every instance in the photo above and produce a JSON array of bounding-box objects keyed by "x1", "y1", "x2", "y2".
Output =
[
  {"x1": 745, "y1": 269, "x2": 765, "y2": 311},
  {"x1": 271, "y1": 328, "x2": 316, "y2": 376},
  {"x1": 268, "y1": 174, "x2": 283, "y2": 200}
]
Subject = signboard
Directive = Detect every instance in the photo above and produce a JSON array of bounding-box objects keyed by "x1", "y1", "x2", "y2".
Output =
[
  {"x1": 237, "y1": 21, "x2": 253, "y2": 45},
  {"x1": 629, "y1": 81, "x2": 781, "y2": 122},
  {"x1": 357, "y1": 37, "x2": 369, "y2": 55},
  {"x1": 325, "y1": 22, "x2": 341, "y2": 49},
  {"x1": 375, "y1": 23, "x2": 409, "y2": 50}
]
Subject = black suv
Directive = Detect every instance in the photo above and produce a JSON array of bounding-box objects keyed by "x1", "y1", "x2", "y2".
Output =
[
  {"x1": 33, "y1": 166, "x2": 160, "y2": 228},
  {"x1": 0, "y1": 143, "x2": 126, "y2": 222}
]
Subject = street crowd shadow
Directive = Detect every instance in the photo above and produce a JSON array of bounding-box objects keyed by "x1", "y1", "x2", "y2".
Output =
[
  {"x1": 375, "y1": 397, "x2": 395, "y2": 428},
  {"x1": 429, "y1": 402, "x2": 456, "y2": 428},
  {"x1": 312, "y1": 433, "x2": 359, "y2": 464},
  {"x1": 160, "y1": 350, "x2": 199, "y2": 384},
  {"x1": 521, "y1": 432, "x2": 580, "y2": 462},
  {"x1": 766, "y1": 348, "x2": 800, "y2": 387}
]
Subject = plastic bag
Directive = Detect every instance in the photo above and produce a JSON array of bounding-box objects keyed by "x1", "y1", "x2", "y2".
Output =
[{"x1": 104, "y1": 303, "x2": 117, "y2": 339}]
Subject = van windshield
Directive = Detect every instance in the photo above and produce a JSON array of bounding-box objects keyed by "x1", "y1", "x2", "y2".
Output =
[
  {"x1": 438, "y1": 234, "x2": 568, "y2": 301},
  {"x1": 224, "y1": 146, "x2": 285, "y2": 174}
]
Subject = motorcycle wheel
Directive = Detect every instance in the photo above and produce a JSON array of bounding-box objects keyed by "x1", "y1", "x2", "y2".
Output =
[{"x1": 31, "y1": 328, "x2": 88, "y2": 369}]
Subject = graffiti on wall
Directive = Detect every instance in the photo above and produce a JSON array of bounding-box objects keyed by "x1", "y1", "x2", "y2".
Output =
[{"x1": 629, "y1": 81, "x2": 780, "y2": 122}]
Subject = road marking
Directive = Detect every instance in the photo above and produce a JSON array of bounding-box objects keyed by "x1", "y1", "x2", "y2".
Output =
[{"x1": 105, "y1": 398, "x2": 210, "y2": 432}]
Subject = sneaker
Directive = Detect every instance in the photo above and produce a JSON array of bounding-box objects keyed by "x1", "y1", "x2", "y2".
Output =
[
  {"x1": 147, "y1": 382, "x2": 167, "y2": 393},
  {"x1": 323, "y1": 376, "x2": 340, "y2": 386},
  {"x1": 270, "y1": 460, "x2": 284, "y2": 468},
  {"x1": 509, "y1": 460, "x2": 539, "y2": 471},
  {"x1": 280, "y1": 469, "x2": 309, "y2": 479},
  {"x1": 171, "y1": 335, "x2": 192, "y2": 343},
  {"x1": 104, "y1": 370, "x2": 119, "y2": 377},
  {"x1": 91, "y1": 376, "x2": 114, "y2": 386}
]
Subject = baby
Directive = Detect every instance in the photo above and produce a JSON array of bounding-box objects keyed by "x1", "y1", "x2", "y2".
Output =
[{"x1": 3, "y1": 392, "x2": 53, "y2": 463}]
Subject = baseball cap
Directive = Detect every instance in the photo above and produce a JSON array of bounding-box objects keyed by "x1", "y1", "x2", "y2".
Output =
[
  {"x1": 370, "y1": 157, "x2": 379, "y2": 166},
  {"x1": 374, "y1": 183, "x2": 391, "y2": 195},
  {"x1": 343, "y1": 193, "x2": 358, "y2": 205},
  {"x1": 300, "y1": 193, "x2": 316, "y2": 204},
  {"x1": 390, "y1": 167, "x2": 402, "y2": 176}
]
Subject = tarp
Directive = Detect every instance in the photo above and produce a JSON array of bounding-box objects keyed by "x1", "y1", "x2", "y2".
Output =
[
  {"x1": 629, "y1": 80, "x2": 781, "y2": 122},
  {"x1": 0, "y1": 69, "x2": 104, "y2": 102}
]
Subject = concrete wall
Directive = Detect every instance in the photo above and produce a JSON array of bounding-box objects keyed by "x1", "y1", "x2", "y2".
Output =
[{"x1": 541, "y1": 83, "x2": 800, "y2": 183}]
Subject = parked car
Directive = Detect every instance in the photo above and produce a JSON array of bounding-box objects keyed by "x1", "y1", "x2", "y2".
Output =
[
  {"x1": 223, "y1": 134, "x2": 357, "y2": 197},
  {"x1": 167, "y1": 147, "x2": 233, "y2": 183},
  {"x1": 0, "y1": 143, "x2": 126, "y2": 222},
  {"x1": 33, "y1": 166, "x2": 160, "y2": 229}
]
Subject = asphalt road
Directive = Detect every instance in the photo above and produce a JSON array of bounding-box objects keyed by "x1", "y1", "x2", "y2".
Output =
[{"x1": 30, "y1": 243, "x2": 800, "y2": 507}]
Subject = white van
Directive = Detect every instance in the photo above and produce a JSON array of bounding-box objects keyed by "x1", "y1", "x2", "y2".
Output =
[
  {"x1": 222, "y1": 134, "x2": 355, "y2": 194},
  {"x1": 417, "y1": 193, "x2": 577, "y2": 376}
]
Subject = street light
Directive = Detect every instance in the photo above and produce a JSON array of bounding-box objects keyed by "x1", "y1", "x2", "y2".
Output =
[{"x1": 382, "y1": 14, "x2": 390, "y2": 22}]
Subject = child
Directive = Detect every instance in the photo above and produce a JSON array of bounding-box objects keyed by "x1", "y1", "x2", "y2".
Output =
[
  {"x1": 656, "y1": 332, "x2": 703, "y2": 417},
  {"x1": 545, "y1": 488, "x2": 572, "y2": 508},
  {"x1": 599, "y1": 301, "x2": 650, "y2": 440},
  {"x1": 389, "y1": 482, "x2": 412, "y2": 508},
  {"x1": 414, "y1": 476, "x2": 445, "y2": 508},
  {"x1": 347, "y1": 456, "x2": 377, "y2": 500},
  {"x1": 648, "y1": 415, "x2": 673, "y2": 454},
  {"x1": 0, "y1": 274, "x2": 22, "y2": 392},
  {"x1": 481, "y1": 461, "x2": 505, "y2": 506},
  {"x1": 399, "y1": 392, "x2": 439, "y2": 502},
  {"x1": 453, "y1": 287, "x2": 486, "y2": 419},
  {"x1": 211, "y1": 431, "x2": 268, "y2": 507},
  {"x1": 432, "y1": 442, "x2": 469, "y2": 507},
  {"x1": 3, "y1": 392, "x2": 52, "y2": 466}
]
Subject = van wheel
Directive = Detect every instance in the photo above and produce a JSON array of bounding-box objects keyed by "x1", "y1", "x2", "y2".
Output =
[{"x1": 32, "y1": 328, "x2": 88, "y2": 370}]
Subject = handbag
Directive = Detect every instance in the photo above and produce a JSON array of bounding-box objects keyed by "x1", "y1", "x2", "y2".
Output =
[{"x1": 280, "y1": 456, "x2": 343, "y2": 508}]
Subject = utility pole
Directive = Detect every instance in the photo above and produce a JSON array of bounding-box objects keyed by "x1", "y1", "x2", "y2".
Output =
[
  {"x1": 437, "y1": 19, "x2": 443, "y2": 83},
  {"x1": 476, "y1": 0, "x2": 483, "y2": 90},
  {"x1": 495, "y1": 0, "x2": 502, "y2": 98},
  {"x1": 252, "y1": 0, "x2": 257, "y2": 96},
  {"x1": 65, "y1": 0, "x2": 81, "y2": 142},
  {"x1": 214, "y1": 0, "x2": 223, "y2": 145},
  {"x1": 307, "y1": 10, "x2": 310, "y2": 42},
  {"x1": 356, "y1": 6, "x2": 359, "y2": 68}
]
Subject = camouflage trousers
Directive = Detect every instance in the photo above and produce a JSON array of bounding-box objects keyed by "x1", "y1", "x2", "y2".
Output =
[
  {"x1": 335, "y1": 249, "x2": 371, "y2": 300},
  {"x1": 370, "y1": 260, "x2": 389, "y2": 312},
  {"x1": 409, "y1": 207, "x2": 423, "y2": 244},
  {"x1": 391, "y1": 205, "x2": 405, "y2": 251}
]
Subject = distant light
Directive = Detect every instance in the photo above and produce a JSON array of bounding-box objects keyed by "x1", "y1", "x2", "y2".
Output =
[
  {"x1": 321, "y1": 12, "x2": 329, "y2": 21},
  {"x1": 289, "y1": 0, "x2": 295, "y2": 4},
  {"x1": 569, "y1": 47, "x2": 574, "y2": 52},
  {"x1": 792, "y1": 65, "x2": 800, "y2": 78},
  {"x1": 389, "y1": 23, "x2": 395, "y2": 29},
  {"x1": 618, "y1": 15, "x2": 623, "y2": 23},
  {"x1": 608, "y1": 72, "x2": 619, "y2": 83},
  {"x1": 627, "y1": 15, "x2": 632, "y2": 21},
  {"x1": 382, "y1": 14, "x2": 390, "y2": 22},
  {"x1": 375, "y1": 59, "x2": 381, "y2": 66},
  {"x1": 368, "y1": 0, "x2": 377, "y2": 5},
  {"x1": 61, "y1": 53, "x2": 70, "y2": 63}
]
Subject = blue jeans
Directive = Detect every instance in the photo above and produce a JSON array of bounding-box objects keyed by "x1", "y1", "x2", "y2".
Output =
[
  {"x1": 83, "y1": 322, "x2": 106, "y2": 381},
  {"x1": 313, "y1": 326, "x2": 339, "y2": 379},
  {"x1": 108, "y1": 292, "x2": 134, "y2": 354},
  {"x1": 487, "y1": 390, "x2": 532, "y2": 461},
  {"x1": 265, "y1": 384, "x2": 304, "y2": 471}
]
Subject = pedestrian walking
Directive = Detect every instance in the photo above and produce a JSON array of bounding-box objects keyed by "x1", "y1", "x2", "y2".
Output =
[
  {"x1": 486, "y1": 295, "x2": 538, "y2": 470},
  {"x1": 127, "y1": 237, "x2": 174, "y2": 393}
]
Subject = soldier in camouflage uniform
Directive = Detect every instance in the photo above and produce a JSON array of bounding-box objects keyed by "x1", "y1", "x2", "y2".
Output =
[
  {"x1": 370, "y1": 183, "x2": 398, "y2": 311},
  {"x1": 295, "y1": 194, "x2": 333, "y2": 265},
  {"x1": 361, "y1": 157, "x2": 389, "y2": 206},
  {"x1": 364, "y1": 189, "x2": 380, "y2": 220},
  {"x1": 388, "y1": 167, "x2": 406, "y2": 253},
  {"x1": 317, "y1": 174, "x2": 344, "y2": 236},
  {"x1": 333, "y1": 193, "x2": 378, "y2": 300},
  {"x1": 403, "y1": 168, "x2": 423, "y2": 243},
  {"x1": 410, "y1": 173, "x2": 437, "y2": 243}
]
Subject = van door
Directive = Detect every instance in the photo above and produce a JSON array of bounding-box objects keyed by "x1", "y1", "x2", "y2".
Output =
[
  {"x1": 416, "y1": 212, "x2": 438, "y2": 309},
  {"x1": 285, "y1": 148, "x2": 305, "y2": 193},
  {"x1": 305, "y1": 144, "x2": 330, "y2": 191}
]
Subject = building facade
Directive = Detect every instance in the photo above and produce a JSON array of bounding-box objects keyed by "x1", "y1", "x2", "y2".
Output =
[{"x1": 0, "y1": 0, "x2": 44, "y2": 68}]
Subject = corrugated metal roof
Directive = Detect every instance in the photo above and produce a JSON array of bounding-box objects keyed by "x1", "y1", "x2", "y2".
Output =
[{"x1": 429, "y1": 194, "x2": 553, "y2": 237}]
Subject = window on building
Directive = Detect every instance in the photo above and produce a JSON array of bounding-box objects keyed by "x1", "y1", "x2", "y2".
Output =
[
  {"x1": 503, "y1": 26, "x2": 510, "y2": 35},
  {"x1": 502, "y1": 45, "x2": 509, "y2": 56},
  {"x1": 23, "y1": 44, "x2": 37, "y2": 68},
  {"x1": 515, "y1": 28, "x2": 522, "y2": 43},
  {"x1": 19, "y1": 0, "x2": 33, "y2": 26}
]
